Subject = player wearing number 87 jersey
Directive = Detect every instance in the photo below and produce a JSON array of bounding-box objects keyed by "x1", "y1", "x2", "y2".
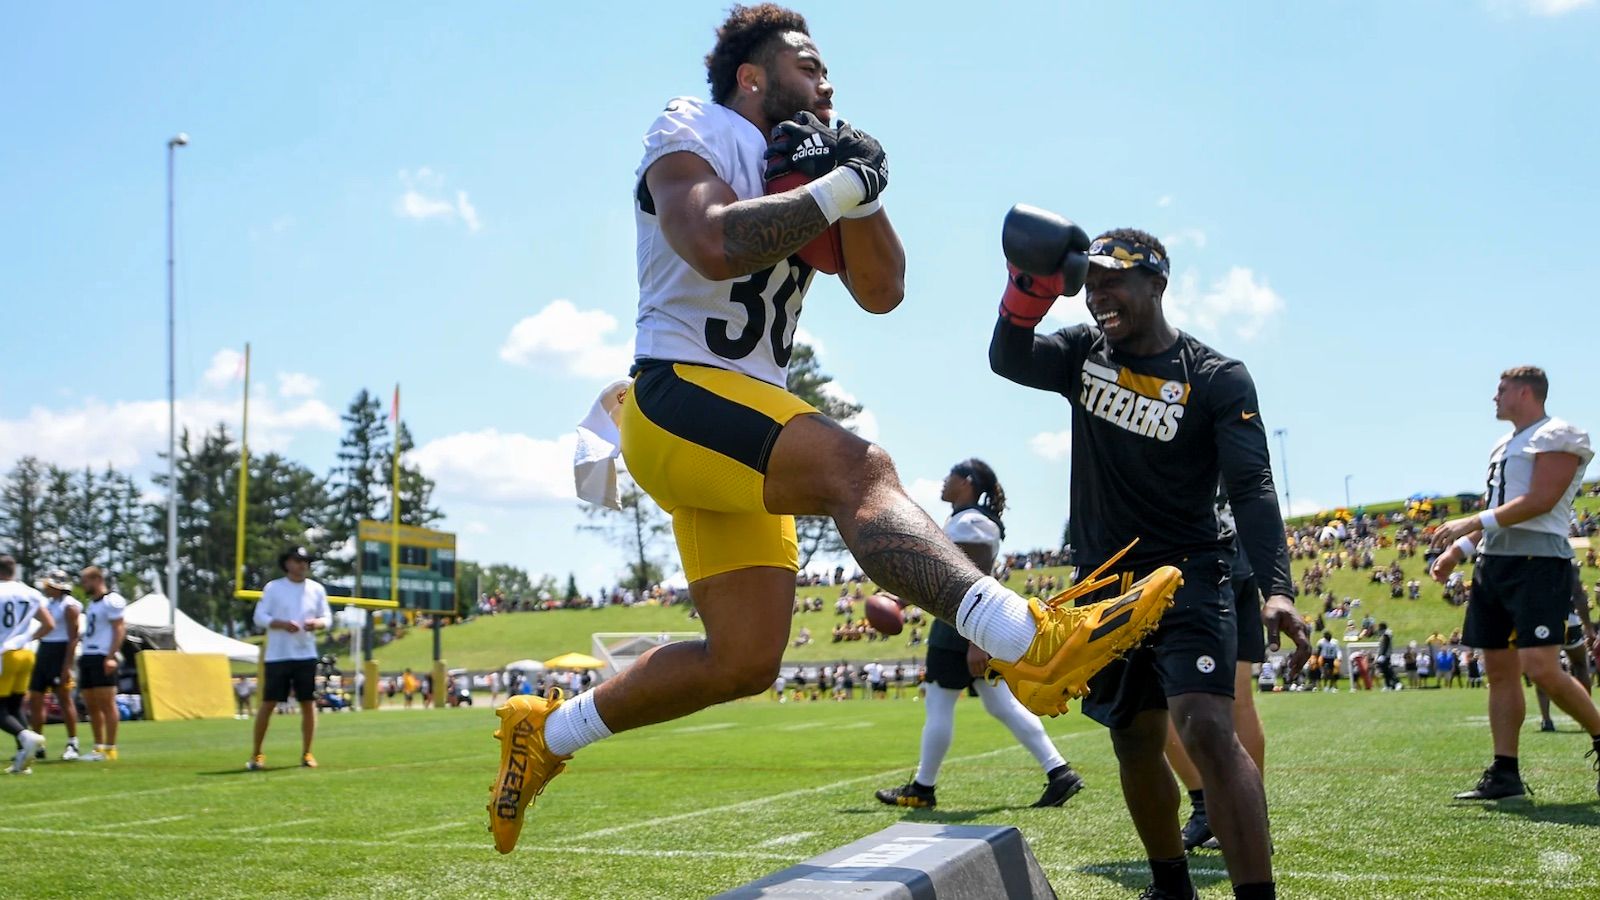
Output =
[{"x1": 488, "y1": 4, "x2": 1178, "y2": 855}]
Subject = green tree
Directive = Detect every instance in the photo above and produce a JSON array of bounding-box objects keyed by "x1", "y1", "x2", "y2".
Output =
[
  {"x1": 0, "y1": 456, "x2": 47, "y2": 576},
  {"x1": 785, "y1": 342, "x2": 864, "y2": 569},
  {"x1": 581, "y1": 476, "x2": 670, "y2": 600},
  {"x1": 37, "y1": 466, "x2": 78, "y2": 574},
  {"x1": 328, "y1": 390, "x2": 389, "y2": 576},
  {"x1": 564, "y1": 573, "x2": 581, "y2": 605},
  {"x1": 385, "y1": 420, "x2": 441, "y2": 527},
  {"x1": 101, "y1": 466, "x2": 153, "y2": 597},
  {"x1": 151, "y1": 425, "x2": 242, "y2": 629}
]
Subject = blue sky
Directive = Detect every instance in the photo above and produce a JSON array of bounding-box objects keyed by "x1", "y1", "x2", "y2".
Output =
[{"x1": 4, "y1": 1, "x2": 1597, "y2": 592}]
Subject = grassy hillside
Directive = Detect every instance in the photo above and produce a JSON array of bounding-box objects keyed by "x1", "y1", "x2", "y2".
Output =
[{"x1": 338, "y1": 493, "x2": 1600, "y2": 675}]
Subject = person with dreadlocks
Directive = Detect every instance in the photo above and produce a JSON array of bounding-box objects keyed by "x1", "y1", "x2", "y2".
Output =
[{"x1": 875, "y1": 459, "x2": 1086, "y2": 810}]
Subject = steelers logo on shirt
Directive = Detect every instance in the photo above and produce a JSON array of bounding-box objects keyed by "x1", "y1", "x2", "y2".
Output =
[
  {"x1": 1161, "y1": 380, "x2": 1184, "y2": 403},
  {"x1": 1196, "y1": 655, "x2": 1217, "y2": 674},
  {"x1": 1535, "y1": 625, "x2": 1551, "y2": 640}
]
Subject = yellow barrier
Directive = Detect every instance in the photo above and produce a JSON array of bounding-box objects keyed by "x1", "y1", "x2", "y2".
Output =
[
  {"x1": 136, "y1": 651, "x2": 235, "y2": 721},
  {"x1": 233, "y1": 589, "x2": 398, "y2": 609}
]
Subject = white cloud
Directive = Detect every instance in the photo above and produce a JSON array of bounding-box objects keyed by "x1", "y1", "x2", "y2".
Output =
[
  {"x1": 463, "y1": 521, "x2": 491, "y2": 535},
  {"x1": 203, "y1": 348, "x2": 245, "y2": 388},
  {"x1": 819, "y1": 382, "x2": 878, "y2": 442},
  {"x1": 410, "y1": 428, "x2": 579, "y2": 506},
  {"x1": 395, "y1": 168, "x2": 482, "y2": 232},
  {"x1": 1042, "y1": 288, "x2": 1093, "y2": 327},
  {"x1": 1288, "y1": 497, "x2": 1328, "y2": 517},
  {"x1": 1162, "y1": 228, "x2": 1208, "y2": 249},
  {"x1": 1489, "y1": 0, "x2": 1593, "y2": 15},
  {"x1": 794, "y1": 326, "x2": 825, "y2": 355},
  {"x1": 1157, "y1": 195, "x2": 1173, "y2": 208},
  {"x1": 499, "y1": 300, "x2": 635, "y2": 379},
  {"x1": 906, "y1": 477, "x2": 944, "y2": 520},
  {"x1": 1029, "y1": 429, "x2": 1072, "y2": 462},
  {"x1": 277, "y1": 372, "x2": 319, "y2": 398},
  {"x1": 0, "y1": 395, "x2": 338, "y2": 472},
  {"x1": 1165, "y1": 266, "x2": 1284, "y2": 341}
]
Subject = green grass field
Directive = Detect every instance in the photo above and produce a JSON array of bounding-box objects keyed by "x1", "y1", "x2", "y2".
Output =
[{"x1": 6, "y1": 686, "x2": 1597, "y2": 898}]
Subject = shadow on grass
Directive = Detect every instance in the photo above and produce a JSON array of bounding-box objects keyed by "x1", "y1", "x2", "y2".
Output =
[
  {"x1": 1075, "y1": 858, "x2": 1230, "y2": 893},
  {"x1": 833, "y1": 805, "x2": 1017, "y2": 822},
  {"x1": 1483, "y1": 799, "x2": 1600, "y2": 827},
  {"x1": 196, "y1": 768, "x2": 293, "y2": 776}
]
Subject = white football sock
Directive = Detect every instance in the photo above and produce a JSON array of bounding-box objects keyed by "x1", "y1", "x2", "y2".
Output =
[
  {"x1": 976, "y1": 679, "x2": 1065, "y2": 772},
  {"x1": 544, "y1": 691, "x2": 613, "y2": 757},
  {"x1": 954, "y1": 577, "x2": 1035, "y2": 663},
  {"x1": 914, "y1": 686, "x2": 960, "y2": 786}
]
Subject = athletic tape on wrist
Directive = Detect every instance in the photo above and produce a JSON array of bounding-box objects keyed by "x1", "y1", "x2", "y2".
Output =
[
  {"x1": 1454, "y1": 536, "x2": 1476, "y2": 557},
  {"x1": 1478, "y1": 510, "x2": 1500, "y2": 531},
  {"x1": 804, "y1": 167, "x2": 866, "y2": 224}
]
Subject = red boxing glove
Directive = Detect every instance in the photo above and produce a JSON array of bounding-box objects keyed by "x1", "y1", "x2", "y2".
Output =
[{"x1": 999, "y1": 263, "x2": 1066, "y2": 328}]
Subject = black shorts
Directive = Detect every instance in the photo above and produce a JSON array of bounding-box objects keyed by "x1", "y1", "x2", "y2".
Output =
[
  {"x1": 29, "y1": 642, "x2": 70, "y2": 692},
  {"x1": 1464, "y1": 555, "x2": 1574, "y2": 649},
  {"x1": 926, "y1": 645, "x2": 976, "y2": 691},
  {"x1": 1234, "y1": 575, "x2": 1266, "y2": 665},
  {"x1": 263, "y1": 659, "x2": 318, "y2": 703},
  {"x1": 1321, "y1": 659, "x2": 1340, "y2": 679},
  {"x1": 77, "y1": 654, "x2": 117, "y2": 690},
  {"x1": 1078, "y1": 554, "x2": 1236, "y2": 731}
]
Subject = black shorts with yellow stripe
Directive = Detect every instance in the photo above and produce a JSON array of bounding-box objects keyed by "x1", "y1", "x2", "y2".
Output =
[{"x1": 620, "y1": 361, "x2": 818, "y2": 584}]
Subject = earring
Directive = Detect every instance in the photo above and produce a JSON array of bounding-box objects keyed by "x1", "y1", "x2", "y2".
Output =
[{"x1": 751, "y1": 86, "x2": 759, "y2": 93}]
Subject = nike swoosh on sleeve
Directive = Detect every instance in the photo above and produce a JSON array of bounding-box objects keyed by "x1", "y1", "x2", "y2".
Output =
[{"x1": 1242, "y1": 412, "x2": 1258, "y2": 420}]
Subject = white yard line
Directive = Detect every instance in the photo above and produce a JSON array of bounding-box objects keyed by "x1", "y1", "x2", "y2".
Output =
[
  {"x1": 670, "y1": 722, "x2": 738, "y2": 734},
  {"x1": 777, "y1": 721, "x2": 827, "y2": 731},
  {"x1": 226, "y1": 818, "x2": 318, "y2": 834},
  {"x1": 1077, "y1": 863, "x2": 1591, "y2": 890},
  {"x1": 547, "y1": 845, "x2": 801, "y2": 862},
  {"x1": 757, "y1": 831, "x2": 819, "y2": 847},
  {"x1": 390, "y1": 821, "x2": 470, "y2": 837},
  {"x1": 83, "y1": 814, "x2": 193, "y2": 831}
]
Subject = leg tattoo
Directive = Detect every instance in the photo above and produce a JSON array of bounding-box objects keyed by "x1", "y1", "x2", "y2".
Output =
[{"x1": 849, "y1": 503, "x2": 981, "y2": 623}]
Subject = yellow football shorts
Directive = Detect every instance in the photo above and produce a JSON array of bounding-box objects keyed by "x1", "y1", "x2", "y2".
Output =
[
  {"x1": 0, "y1": 649, "x2": 37, "y2": 696},
  {"x1": 620, "y1": 362, "x2": 818, "y2": 584}
]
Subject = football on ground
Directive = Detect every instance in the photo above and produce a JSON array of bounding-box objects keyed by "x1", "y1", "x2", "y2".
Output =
[{"x1": 764, "y1": 169, "x2": 845, "y2": 274}]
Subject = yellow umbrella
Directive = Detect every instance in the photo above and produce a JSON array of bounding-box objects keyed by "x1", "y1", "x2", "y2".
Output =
[{"x1": 544, "y1": 651, "x2": 606, "y2": 670}]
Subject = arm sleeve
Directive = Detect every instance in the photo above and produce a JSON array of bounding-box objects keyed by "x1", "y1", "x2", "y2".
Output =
[
  {"x1": 1211, "y1": 361, "x2": 1295, "y2": 598},
  {"x1": 638, "y1": 98, "x2": 725, "y2": 184},
  {"x1": 253, "y1": 587, "x2": 274, "y2": 630},
  {"x1": 106, "y1": 595, "x2": 126, "y2": 621},
  {"x1": 1526, "y1": 420, "x2": 1595, "y2": 466},
  {"x1": 988, "y1": 319, "x2": 1081, "y2": 393}
]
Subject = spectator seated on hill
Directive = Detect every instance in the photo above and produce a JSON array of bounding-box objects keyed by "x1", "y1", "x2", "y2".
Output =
[
  {"x1": 907, "y1": 625, "x2": 923, "y2": 647},
  {"x1": 1407, "y1": 579, "x2": 1422, "y2": 600},
  {"x1": 794, "y1": 626, "x2": 812, "y2": 648},
  {"x1": 904, "y1": 605, "x2": 924, "y2": 625},
  {"x1": 832, "y1": 624, "x2": 845, "y2": 643}
]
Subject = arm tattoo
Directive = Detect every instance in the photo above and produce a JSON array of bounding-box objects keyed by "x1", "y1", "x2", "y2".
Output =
[
  {"x1": 721, "y1": 193, "x2": 828, "y2": 275},
  {"x1": 853, "y1": 506, "x2": 983, "y2": 625}
]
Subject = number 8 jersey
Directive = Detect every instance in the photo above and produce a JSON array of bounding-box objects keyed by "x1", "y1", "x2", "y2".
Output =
[{"x1": 634, "y1": 97, "x2": 815, "y2": 388}]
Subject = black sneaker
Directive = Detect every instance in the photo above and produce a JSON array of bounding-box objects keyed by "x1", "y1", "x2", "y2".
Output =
[
  {"x1": 1454, "y1": 766, "x2": 1528, "y2": 801},
  {"x1": 875, "y1": 781, "x2": 937, "y2": 809},
  {"x1": 1137, "y1": 886, "x2": 1198, "y2": 900},
  {"x1": 1539, "y1": 720, "x2": 1557, "y2": 733},
  {"x1": 1181, "y1": 808, "x2": 1213, "y2": 851},
  {"x1": 1032, "y1": 767, "x2": 1084, "y2": 808},
  {"x1": 1587, "y1": 747, "x2": 1600, "y2": 799}
]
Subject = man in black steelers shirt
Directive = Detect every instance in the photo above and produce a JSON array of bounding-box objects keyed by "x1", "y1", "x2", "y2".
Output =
[{"x1": 989, "y1": 216, "x2": 1304, "y2": 900}]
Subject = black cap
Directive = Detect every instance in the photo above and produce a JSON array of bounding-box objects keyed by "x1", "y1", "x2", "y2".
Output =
[{"x1": 278, "y1": 546, "x2": 314, "y2": 570}]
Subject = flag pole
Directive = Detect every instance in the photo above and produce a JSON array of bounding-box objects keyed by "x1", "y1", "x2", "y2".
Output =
[
  {"x1": 233, "y1": 344, "x2": 251, "y2": 594},
  {"x1": 391, "y1": 384, "x2": 401, "y2": 608}
]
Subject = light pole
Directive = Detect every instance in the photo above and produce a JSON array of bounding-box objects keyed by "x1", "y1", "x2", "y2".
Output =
[
  {"x1": 1273, "y1": 428, "x2": 1291, "y2": 519},
  {"x1": 1344, "y1": 474, "x2": 1353, "y2": 509},
  {"x1": 166, "y1": 132, "x2": 188, "y2": 628}
]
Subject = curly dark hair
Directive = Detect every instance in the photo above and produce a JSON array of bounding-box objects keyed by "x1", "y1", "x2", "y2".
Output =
[
  {"x1": 705, "y1": 4, "x2": 810, "y2": 103},
  {"x1": 1094, "y1": 227, "x2": 1169, "y2": 268},
  {"x1": 958, "y1": 458, "x2": 1007, "y2": 522}
]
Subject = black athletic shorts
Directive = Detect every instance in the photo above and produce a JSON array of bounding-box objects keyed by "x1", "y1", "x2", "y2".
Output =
[
  {"x1": 926, "y1": 645, "x2": 977, "y2": 691},
  {"x1": 1464, "y1": 555, "x2": 1573, "y2": 650},
  {"x1": 29, "y1": 642, "x2": 70, "y2": 692},
  {"x1": 263, "y1": 659, "x2": 318, "y2": 703},
  {"x1": 1234, "y1": 575, "x2": 1266, "y2": 665},
  {"x1": 1078, "y1": 553, "x2": 1236, "y2": 731},
  {"x1": 77, "y1": 654, "x2": 117, "y2": 690}
]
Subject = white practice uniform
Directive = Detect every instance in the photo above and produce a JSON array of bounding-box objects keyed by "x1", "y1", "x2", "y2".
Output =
[
  {"x1": 1482, "y1": 416, "x2": 1593, "y2": 558},
  {"x1": 80, "y1": 592, "x2": 127, "y2": 657}
]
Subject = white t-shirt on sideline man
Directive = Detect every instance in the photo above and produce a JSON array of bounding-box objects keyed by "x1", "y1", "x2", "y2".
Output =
[{"x1": 254, "y1": 577, "x2": 332, "y2": 663}]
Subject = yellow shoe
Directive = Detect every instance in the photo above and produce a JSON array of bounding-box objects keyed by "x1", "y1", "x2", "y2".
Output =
[
  {"x1": 990, "y1": 565, "x2": 1181, "y2": 717},
  {"x1": 488, "y1": 692, "x2": 571, "y2": 854},
  {"x1": 105, "y1": 747, "x2": 119, "y2": 761},
  {"x1": 247, "y1": 754, "x2": 266, "y2": 771},
  {"x1": 301, "y1": 753, "x2": 318, "y2": 769}
]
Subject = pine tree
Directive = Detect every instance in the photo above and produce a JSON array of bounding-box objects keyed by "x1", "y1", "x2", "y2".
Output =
[
  {"x1": 785, "y1": 342, "x2": 863, "y2": 569},
  {"x1": 0, "y1": 456, "x2": 47, "y2": 576},
  {"x1": 101, "y1": 466, "x2": 152, "y2": 597},
  {"x1": 328, "y1": 390, "x2": 389, "y2": 576},
  {"x1": 581, "y1": 476, "x2": 670, "y2": 600},
  {"x1": 38, "y1": 466, "x2": 77, "y2": 573}
]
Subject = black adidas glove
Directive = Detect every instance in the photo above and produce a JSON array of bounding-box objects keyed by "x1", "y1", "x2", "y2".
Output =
[
  {"x1": 764, "y1": 111, "x2": 839, "y2": 182},
  {"x1": 834, "y1": 120, "x2": 888, "y2": 203}
]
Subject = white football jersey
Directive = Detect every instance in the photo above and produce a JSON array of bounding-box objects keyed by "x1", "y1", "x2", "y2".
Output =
[
  {"x1": 0, "y1": 581, "x2": 45, "y2": 652},
  {"x1": 80, "y1": 592, "x2": 127, "y2": 656},
  {"x1": 1482, "y1": 416, "x2": 1592, "y2": 557},
  {"x1": 40, "y1": 594, "x2": 83, "y2": 643},
  {"x1": 634, "y1": 97, "x2": 816, "y2": 387},
  {"x1": 944, "y1": 508, "x2": 1002, "y2": 558}
]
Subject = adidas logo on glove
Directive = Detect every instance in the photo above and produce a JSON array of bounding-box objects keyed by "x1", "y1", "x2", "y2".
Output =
[{"x1": 791, "y1": 134, "x2": 831, "y2": 161}]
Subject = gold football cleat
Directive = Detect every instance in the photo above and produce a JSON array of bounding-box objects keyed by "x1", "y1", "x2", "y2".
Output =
[{"x1": 487, "y1": 691, "x2": 572, "y2": 854}]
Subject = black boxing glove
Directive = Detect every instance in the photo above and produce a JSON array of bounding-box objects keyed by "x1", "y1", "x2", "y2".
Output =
[{"x1": 1002, "y1": 204, "x2": 1090, "y2": 296}]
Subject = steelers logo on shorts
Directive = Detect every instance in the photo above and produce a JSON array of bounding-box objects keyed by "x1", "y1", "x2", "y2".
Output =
[
  {"x1": 1196, "y1": 655, "x2": 1217, "y2": 674},
  {"x1": 1161, "y1": 380, "x2": 1184, "y2": 403},
  {"x1": 1535, "y1": 625, "x2": 1551, "y2": 640}
]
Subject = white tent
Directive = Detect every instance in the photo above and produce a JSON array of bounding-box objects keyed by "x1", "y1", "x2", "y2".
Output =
[{"x1": 123, "y1": 594, "x2": 260, "y2": 664}]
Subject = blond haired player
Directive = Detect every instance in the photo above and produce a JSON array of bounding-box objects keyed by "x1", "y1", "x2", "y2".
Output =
[
  {"x1": 487, "y1": 3, "x2": 1178, "y2": 853},
  {"x1": 0, "y1": 555, "x2": 55, "y2": 774}
]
